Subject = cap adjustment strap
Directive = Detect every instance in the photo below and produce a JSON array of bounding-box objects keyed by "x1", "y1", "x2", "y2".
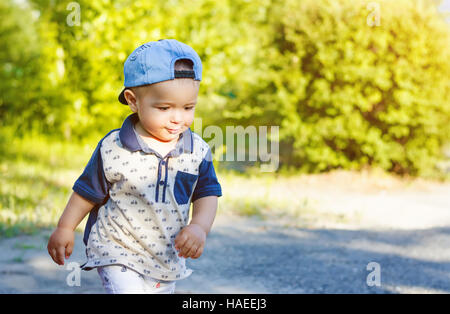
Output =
[{"x1": 174, "y1": 70, "x2": 195, "y2": 79}]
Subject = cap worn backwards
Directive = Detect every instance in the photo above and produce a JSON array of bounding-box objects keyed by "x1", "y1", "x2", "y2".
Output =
[{"x1": 118, "y1": 39, "x2": 202, "y2": 105}]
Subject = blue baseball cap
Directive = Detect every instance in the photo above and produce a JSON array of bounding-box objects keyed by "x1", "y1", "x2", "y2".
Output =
[{"x1": 118, "y1": 39, "x2": 202, "y2": 105}]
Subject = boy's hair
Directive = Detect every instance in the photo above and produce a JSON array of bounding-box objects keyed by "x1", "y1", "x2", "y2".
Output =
[
  {"x1": 130, "y1": 58, "x2": 199, "y2": 99},
  {"x1": 173, "y1": 58, "x2": 200, "y2": 87},
  {"x1": 175, "y1": 58, "x2": 194, "y2": 71}
]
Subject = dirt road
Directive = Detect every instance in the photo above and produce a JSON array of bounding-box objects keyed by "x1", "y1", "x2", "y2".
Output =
[{"x1": 1, "y1": 172, "x2": 449, "y2": 294}]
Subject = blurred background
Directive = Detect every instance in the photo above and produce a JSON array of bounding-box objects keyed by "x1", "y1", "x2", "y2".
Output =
[{"x1": 0, "y1": 0, "x2": 450, "y2": 293}]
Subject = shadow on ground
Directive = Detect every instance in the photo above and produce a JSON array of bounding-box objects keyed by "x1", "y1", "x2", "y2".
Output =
[
  {"x1": 183, "y1": 220, "x2": 450, "y2": 294},
  {"x1": 0, "y1": 216, "x2": 449, "y2": 294}
]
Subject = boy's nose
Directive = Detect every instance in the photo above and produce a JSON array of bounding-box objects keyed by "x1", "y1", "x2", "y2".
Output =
[{"x1": 170, "y1": 110, "x2": 183, "y2": 124}]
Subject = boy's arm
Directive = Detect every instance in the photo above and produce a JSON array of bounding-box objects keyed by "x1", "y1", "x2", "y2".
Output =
[
  {"x1": 47, "y1": 191, "x2": 96, "y2": 265},
  {"x1": 174, "y1": 196, "x2": 218, "y2": 259},
  {"x1": 57, "y1": 191, "x2": 97, "y2": 230},
  {"x1": 190, "y1": 195, "x2": 218, "y2": 236}
]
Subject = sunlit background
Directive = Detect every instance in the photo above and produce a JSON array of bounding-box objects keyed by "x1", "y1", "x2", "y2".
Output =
[
  {"x1": 0, "y1": 0, "x2": 450, "y2": 293},
  {"x1": 0, "y1": 0, "x2": 450, "y2": 294}
]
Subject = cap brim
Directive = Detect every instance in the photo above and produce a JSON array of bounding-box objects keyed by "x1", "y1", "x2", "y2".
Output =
[{"x1": 118, "y1": 88, "x2": 128, "y2": 105}]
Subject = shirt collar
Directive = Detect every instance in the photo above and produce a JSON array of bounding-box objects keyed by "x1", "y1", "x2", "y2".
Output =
[{"x1": 119, "y1": 113, "x2": 193, "y2": 156}]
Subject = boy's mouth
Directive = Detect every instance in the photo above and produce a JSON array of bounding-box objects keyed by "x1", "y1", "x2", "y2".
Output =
[{"x1": 166, "y1": 128, "x2": 181, "y2": 134}]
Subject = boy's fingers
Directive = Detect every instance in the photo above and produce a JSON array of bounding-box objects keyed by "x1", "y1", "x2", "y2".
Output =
[
  {"x1": 65, "y1": 242, "x2": 74, "y2": 259},
  {"x1": 47, "y1": 244, "x2": 52, "y2": 258},
  {"x1": 175, "y1": 232, "x2": 188, "y2": 251},
  {"x1": 181, "y1": 244, "x2": 194, "y2": 258},
  {"x1": 56, "y1": 247, "x2": 65, "y2": 265},
  {"x1": 185, "y1": 244, "x2": 198, "y2": 258},
  {"x1": 180, "y1": 239, "x2": 194, "y2": 257},
  {"x1": 49, "y1": 248, "x2": 57, "y2": 264},
  {"x1": 51, "y1": 249, "x2": 62, "y2": 265},
  {"x1": 192, "y1": 246, "x2": 203, "y2": 259}
]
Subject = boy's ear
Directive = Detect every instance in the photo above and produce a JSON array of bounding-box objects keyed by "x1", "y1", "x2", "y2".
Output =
[{"x1": 124, "y1": 89, "x2": 138, "y2": 112}]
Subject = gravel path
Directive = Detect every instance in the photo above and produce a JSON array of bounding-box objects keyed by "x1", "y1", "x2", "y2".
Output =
[
  {"x1": 188, "y1": 215, "x2": 450, "y2": 294},
  {"x1": 1, "y1": 173, "x2": 449, "y2": 294},
  {"x1": 0, "y1": 213, "x2": 449, "y2": 294}
]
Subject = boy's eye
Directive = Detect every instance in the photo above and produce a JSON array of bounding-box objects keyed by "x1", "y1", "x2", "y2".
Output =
[{"x1": 156, "y1": 105, "x2": 195, "y2": 111}]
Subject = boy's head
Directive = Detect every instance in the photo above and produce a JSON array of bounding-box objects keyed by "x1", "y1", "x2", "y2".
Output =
[{"x1": 119, "y1": 39, "x2": 202, "y2": 143}]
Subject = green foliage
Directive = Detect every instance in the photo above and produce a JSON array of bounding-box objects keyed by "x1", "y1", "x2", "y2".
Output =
[
  {"x1": 16, "y1": 0, "x2": 272, "y2": 140},
  {"x1": 0, "y1": 0, "x2": 40, "y2": 129},
  {"x1": 0, "y1": 125, "x2": 98, "y2": 236},
  {"x1": 256, "y1": 0, "x2": 450, "y2": 176},
  {"x1": 0, "y1": 0, "x2": 449, "y2": 177}
]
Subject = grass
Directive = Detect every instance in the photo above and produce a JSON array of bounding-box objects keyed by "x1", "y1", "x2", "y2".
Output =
[
  {"x1": 1, "y1": 127, "x2": 449, "y2": 237},
  {"x1": 215, "y1": 171, "x2": 347, "y2": 228},
  {"x1": 0, "y1": 129, "x2": 316, "y2": 236},
  {"x1": 13, "y1": 243, "x2": 37, "y2": 250},
  {"x1": 0, "y1": 129, "x2": 96, "y2": 237},
  {"x1": 12, "y1": 256, "x2": 24, "y2": 263}
]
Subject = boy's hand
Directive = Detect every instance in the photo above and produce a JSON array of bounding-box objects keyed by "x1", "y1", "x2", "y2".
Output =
[
  {"x1": 174, "y1": 224, "x2": 206, "y2": 259},
  {"x1": 47, "y1": 227, "x2": 75, "y2": 265}
]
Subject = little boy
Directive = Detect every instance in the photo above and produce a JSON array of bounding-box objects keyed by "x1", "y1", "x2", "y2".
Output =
[{"x1": 47, "y1": 39, "x2": 222, "y2": 294}]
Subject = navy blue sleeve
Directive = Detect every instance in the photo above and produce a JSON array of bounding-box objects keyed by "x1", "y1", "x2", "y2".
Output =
[
  {"x1": 192, "y1": 148, "x2": 222, "y2": 202},
  {"x1": 72, "y1": 141, "x2": 110, "y2": 204}
]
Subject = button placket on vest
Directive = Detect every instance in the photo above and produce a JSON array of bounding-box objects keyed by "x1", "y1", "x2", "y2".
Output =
[
  {"x1": 162, "y1": 157, "x2": 170, "y2": 203},
  {"x1": 140, "y1": 135, "x2": 184, "y2": 204},
  {"x1": 155, "y1": 155, "x2": 170, "y2": 203}
]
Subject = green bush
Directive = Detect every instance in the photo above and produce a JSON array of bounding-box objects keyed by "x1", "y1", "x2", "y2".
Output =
[
  {"x1": 10, "y1": 0, "x2": 268, "y2": 140},
  {"x1": 255, "y1": 0, "x2": 450, "y2": 176},
  {"x1": 1, "y1": 0, "x2": 449, "y2": 178},
  {"x1": 0, "y1": 0, "x2": 41, "y2": 129}
]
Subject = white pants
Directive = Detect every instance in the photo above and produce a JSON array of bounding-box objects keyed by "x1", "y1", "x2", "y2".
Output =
[{"x1": 97, "y1": 265, "x2": 176, "y2": 294}]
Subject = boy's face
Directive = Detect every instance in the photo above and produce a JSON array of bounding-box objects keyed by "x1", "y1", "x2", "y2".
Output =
[{"x1": 124, "y1": 79, "x2": 199, "y2": 143}]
